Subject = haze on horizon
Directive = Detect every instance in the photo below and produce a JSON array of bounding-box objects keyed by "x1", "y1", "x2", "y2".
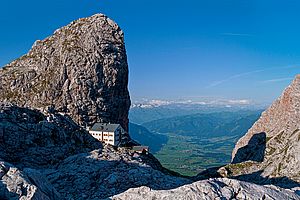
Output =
[{"x1": 0, "y1": 0, "x2": 299, "y2": 104}]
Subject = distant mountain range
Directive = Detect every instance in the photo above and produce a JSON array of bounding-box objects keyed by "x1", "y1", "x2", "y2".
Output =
[
  {"x1": 142, "y1": 111, "x2": 262, "y2": 137},
  {"x1": 131, "y1": 98, "x2": 268, "y2": 109},
  {"x1": 130, "y1": 98, "x2": 266, "y2": 124}
]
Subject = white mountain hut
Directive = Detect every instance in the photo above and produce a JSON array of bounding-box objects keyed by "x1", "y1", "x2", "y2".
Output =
[{"x1": 89, "y1": 123, "x2": 125, "y2": 146}]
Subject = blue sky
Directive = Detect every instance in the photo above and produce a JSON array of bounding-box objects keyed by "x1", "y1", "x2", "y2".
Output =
[{"x1": 1, "y1": 0, "x2": 299, "y2": 103}]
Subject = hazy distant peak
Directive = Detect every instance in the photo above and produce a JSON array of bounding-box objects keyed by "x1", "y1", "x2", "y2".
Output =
[{"x1": 130, "y1": 98, "x2": 263, "y2": 109}]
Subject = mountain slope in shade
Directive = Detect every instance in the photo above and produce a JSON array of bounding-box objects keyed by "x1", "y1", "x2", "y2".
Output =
[
  {"x1": 143, "y1": 111, "x2": 261, "y2": 137},
  {"x1": 0, "y1": 103, "x2": 101, "y2": 168},
  {"x1": 129, "y1": 123, "x2": 168, "y2": 153},
  {"x1": 229, "y1": 74, "x2": 300, "y2": 184},
  {"x1": 0, "y1": 14, "x2": 130, "y2": 131}
]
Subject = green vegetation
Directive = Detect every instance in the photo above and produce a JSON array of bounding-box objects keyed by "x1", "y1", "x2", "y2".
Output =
[
  {"x1": 143, "y1": 111, "x2": 261, "y2": 137},
  {"x1": 266, "y1": 146, "x2": 276, "y2": 156},
  {"x1": 129, "y1": 109, "x2": 262, "y2": 176},
  {"x1": 3, "y1": 90, "x2": 20, "y2": 99},
  {"x1": 225, "y1": 161, "x2": 256, "y2": 175},
  {"x1": 273, "y1": 131, "x2": 284, "y2": 143},
  {"x1": 266, "y1": 136, "x2": 272, "y2": 143},
  {"x1": 153, "y1": 133, "x2": 239, "y2": 176}
]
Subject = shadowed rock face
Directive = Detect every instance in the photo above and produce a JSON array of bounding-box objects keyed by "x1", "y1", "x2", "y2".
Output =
[
  {"x1": 0, "y1": 103, "x2": 101, "y2": 168},
  {"x1": 231, "y1": 74, "x2": 300, "y2": 182},
  {"x1": 0, "y1": 14, "x2": 130, "y2": 131},
  {"x1": 232, "y1": 132, "x2": 266, "y2": 164}
]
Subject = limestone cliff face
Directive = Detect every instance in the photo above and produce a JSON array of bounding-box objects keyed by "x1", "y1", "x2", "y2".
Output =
[
  {"x1": 231, "y1": 74, "x2": 300, "y2": 182},
  {"x1": 0, "y1": 14, "x2": 130, "y2": 131},
  {"x1": 0, "y1": 103, "x2": 101, "y2": 168}
]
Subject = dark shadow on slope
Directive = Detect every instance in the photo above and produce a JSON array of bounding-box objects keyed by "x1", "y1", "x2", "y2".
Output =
[
  {"x1": 232, "y1": 132, "x2": 266, "y2": 164},
  {"x1": 192, "y1": 165, "x2": 300, "y2": 191},
  {"x1": 45, "y1": 152, "x2": 192, "y2": 199},
  {"x1": 191, "y1": 166, "x2": 225, "y2": 181},
  {"x1": 140, "y1": 153, "x2": 187, "y2": 178},
  {"x1": 232, "y1": 170, "x2": 300, "y2": 189},
  {"x1": 0, "y1": 104, "x2": 103, "y2": 169},
  {"x1": 0, "y1": 180, "x2": 15, "y2": 200},
  {"x1": 193, "y1": 131, "x2": 300, "y2": 189},
  {"x1": 129, "y1": 123, "x2": 168, "y2": 153}
]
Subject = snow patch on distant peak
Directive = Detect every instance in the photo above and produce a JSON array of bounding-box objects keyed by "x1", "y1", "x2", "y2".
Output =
[{"x1": 131, "y1": 98, "x2": 254, "y2": 109}]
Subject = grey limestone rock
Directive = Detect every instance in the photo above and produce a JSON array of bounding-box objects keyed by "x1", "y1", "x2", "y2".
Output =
[
  {"x1": 111, "y1": 178, "x2": 300, "y2": 200},
  {"x1": 0, "y1": 104, "x2": 190, "y2": 199},
  {"x1": 230, "y1": 74, "x2": 300, "y2": 184},
  {"x1": 0, "y1": 160, "x2": 61, "y2": 200},
  {"x1": 43, "y1": 146, "x2": 190, "y2": 199},
  {"x1": 0, "y1": 103, "x2": 101, "y2": 168},
  {"x1": 0, "y1": 13, "x2": 130, "y2": 131}
]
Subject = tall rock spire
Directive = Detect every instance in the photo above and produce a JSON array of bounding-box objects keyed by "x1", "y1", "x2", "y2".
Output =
[{"x1": 0, "y1": 14, "x2": 131, "y2": 131}]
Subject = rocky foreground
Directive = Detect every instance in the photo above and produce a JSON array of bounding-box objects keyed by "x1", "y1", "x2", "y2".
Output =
[
  {"x1": 0, "y1": 104, "x2": 190, "y2": 199},
  {"x1": 112, "y1": 178, "x2": 300, "y2": 200}
]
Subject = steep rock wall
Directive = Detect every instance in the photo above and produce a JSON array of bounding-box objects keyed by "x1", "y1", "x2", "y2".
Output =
[
  {"x1": 232, "y1": 74, "x2": 300, "y2": 182},
  {"x1": 0, "y1": 14, "x2": 130, "y2": 131}
]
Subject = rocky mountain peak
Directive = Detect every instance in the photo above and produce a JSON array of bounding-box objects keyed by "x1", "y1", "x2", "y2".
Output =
[
  {"x1": 230, "y1": 74, "x2": 300, "y2": 183},
  {"x1": 0, "y1": 13, "x2": 130, "y2": 131}
]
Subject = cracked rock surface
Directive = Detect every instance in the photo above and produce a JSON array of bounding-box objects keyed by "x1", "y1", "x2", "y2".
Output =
[
  {"x1": 231, "y1": 75, "x2": 300, "y2": 183},
  {"x1": 112, "y1": 178, "x2": 300, "y2": 200},
  {"x1": 0, "y1": 104, "x2": 190, "y2": 199},
  {"x1": 43, "y1": 147, "x2": 189, "y2": 199},
  {"x1": 0, "y1": 13, "x2": 130, "y2": 131},
  {"x1": 0, "y1": 160, "x2": 61, "y2": 200},
  {"x1": 0, "y1": 103, "x2": 101, "y2": 168}
]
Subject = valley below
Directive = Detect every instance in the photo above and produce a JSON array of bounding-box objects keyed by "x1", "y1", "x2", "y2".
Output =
[
  {"x1": 154, "y1": 133, "x2": 239, "y2": 176},
  {"x1": 129, "y1": 105, "x2": 262, "y2": 176}
]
